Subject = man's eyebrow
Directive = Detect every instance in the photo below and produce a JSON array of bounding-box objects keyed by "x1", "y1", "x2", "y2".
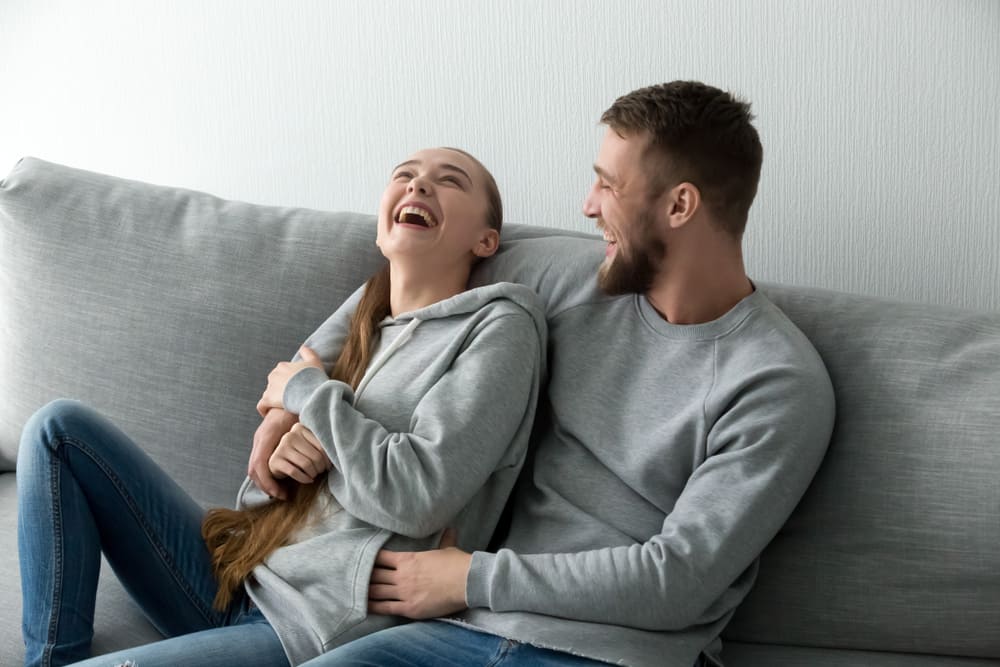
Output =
[{"x1": 593, "y1": 164, "x2": 616, "y2": 184}]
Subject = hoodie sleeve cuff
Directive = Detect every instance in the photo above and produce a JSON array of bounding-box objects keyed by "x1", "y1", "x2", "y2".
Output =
[
  {"x1": 283, "y1": 366, "x2": 331, "y2": 415},
  {"x1": 465, "y1": 551, "x2": 497, "y2": 609}
]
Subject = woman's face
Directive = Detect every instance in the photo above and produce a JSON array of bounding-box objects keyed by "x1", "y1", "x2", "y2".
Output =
[{"x1": 376, "y1": 148, "x2": 498, "y2": 267}]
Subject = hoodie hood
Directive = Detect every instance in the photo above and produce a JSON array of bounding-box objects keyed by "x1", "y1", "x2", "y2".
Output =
[
  {"x1": 386, "y1": 281, "x2": 546, "y2": 331},
  {"x1": 353, "y1": 282, "x2": 546, "y2": 405}
]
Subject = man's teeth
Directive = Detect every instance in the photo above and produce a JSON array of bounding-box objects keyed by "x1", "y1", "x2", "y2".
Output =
[{"x1": 398, "y1": 206, "x2": 436, "y2": 227}]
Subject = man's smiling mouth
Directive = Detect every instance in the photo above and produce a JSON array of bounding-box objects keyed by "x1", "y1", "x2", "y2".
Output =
[{"x1": 602, "y1": 229, "x2": 618, "y2": 258}]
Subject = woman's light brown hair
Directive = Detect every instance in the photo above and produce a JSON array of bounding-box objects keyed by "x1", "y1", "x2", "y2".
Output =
[{"x1": 201, "y1": 266, "x2": 391, "y2": 610}]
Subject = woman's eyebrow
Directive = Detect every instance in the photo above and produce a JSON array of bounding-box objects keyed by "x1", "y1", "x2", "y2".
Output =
[
  {"x1": 439, "y1": 163, "x2": 473, "y2": 185},
  {"x1": 392, "y1": 159, "x2": 419, "y2": 172},
  {"x1": 391, "y1": 160, "x2": 473, "y2": 187}
]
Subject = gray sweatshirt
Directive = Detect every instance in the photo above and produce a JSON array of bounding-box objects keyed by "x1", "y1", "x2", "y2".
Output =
[
  {"x1": 454, "y1": 237, "x2": 835, "y2": 666},
  {"x1": 235, "y1": 282, "x2": 547, "y2": 665}
]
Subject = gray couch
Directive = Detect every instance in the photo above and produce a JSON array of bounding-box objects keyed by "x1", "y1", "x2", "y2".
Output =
[{"x1": 1, "y1": 158, "x2": 998, "y2": 666}]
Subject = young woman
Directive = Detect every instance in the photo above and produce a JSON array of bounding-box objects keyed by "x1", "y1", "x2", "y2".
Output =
[{"x1": 17, "y1": 147, "x2": 546, "y2": 667}]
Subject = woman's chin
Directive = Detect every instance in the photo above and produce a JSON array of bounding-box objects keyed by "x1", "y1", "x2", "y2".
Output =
[{"x1": 381, "y1": 243, "x2": 437, "y2": 266}]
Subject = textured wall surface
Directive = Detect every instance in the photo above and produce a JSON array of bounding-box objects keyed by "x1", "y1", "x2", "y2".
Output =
[{"x1": 2, "y1": 0, "x2": 998, "y2": 309}]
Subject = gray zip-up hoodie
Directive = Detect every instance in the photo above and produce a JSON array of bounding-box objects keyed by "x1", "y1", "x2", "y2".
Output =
[{"x1": 235, "y1": 281, "x2": 546, "y2": 665}]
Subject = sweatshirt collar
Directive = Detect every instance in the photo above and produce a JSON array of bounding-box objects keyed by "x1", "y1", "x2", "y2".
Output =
[{"x1": 635, "y1": 285, "x2": 765, "y2": 341}]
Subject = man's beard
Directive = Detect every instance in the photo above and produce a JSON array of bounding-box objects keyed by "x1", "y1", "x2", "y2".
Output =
[{"x1": 597, "y1": 209, "x2": 665, "y2": 295}]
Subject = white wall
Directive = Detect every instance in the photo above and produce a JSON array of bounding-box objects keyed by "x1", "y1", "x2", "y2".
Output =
[{"x1": 3, "y1": 0, "x2": 998, "y2": 310}]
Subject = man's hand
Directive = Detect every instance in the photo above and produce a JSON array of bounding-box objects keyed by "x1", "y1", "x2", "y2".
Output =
[
  {"x1": 256, "y1": 346, "x2": 325, "y2": 416},
  {"x1": 248, "y1": 408, "x2": 298, "y2": 499},
  {"x1": 368, "y1": 530, "x2": 472, "y2": 619},
  {"x1": 268, "y1": 422, "x2": 332, "y2": 484}
]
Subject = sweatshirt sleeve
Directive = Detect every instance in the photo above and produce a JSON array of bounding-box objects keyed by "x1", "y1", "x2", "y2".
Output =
[
  {"x1": 292, "y1": 283, "x2": 366, "y2": 371},
  {"x1": 465, "y1": 361, "x2": 835, "y2": 631},
  {"x1": 291, "y1": 310, "x2": 543, "y2": 539}
]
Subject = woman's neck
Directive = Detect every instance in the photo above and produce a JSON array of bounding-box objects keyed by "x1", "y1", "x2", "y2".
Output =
[{"x1": 388, "y1": 260, "x2": 470, "y2": 317}]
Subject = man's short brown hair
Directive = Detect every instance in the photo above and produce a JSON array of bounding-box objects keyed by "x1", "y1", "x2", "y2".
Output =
[{"x1": 601, "y1": 81, "x2": 763, "y2": 238}]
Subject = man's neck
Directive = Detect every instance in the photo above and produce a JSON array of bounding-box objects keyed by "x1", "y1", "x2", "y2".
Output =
[
  {"x1": 388, "y1": 260, "x2": 469, "y2": 317},
  {"x1": 645, "y1": 245, "x2": 753, "y2": 325}
]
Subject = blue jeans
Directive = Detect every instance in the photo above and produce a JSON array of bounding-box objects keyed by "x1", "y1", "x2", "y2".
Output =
[
  {"x1": 17, "y1": 400, "x2": 288, "y2": 667},
  {"x1": 301, "y1": 620, "x2": 651, "y2": 666}
]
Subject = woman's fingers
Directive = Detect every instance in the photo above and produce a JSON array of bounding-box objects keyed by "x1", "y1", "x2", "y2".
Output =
[
  {"x1": 259, "y1": 357, "x2": 324, "y2": 418},
  {"x1": 268, "y1": 453, "x2": 313, "y2": 484},
  {"x1": 289, "y1": 423, "x2": 333, "y2": 472},
  {"x1": 269, "y1": 432, "x2": 323, "y2": 482},
  {"x1": 292, "y1": 422, "x2": 323, "y2": 449},
  {"x1": 298, "y1": 345, "x2": 324, "y2": 366}
]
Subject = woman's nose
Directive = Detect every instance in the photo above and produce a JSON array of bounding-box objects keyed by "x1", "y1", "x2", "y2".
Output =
[{"x1": 408, "y1": 176, "x2": 431, "y2": 195}]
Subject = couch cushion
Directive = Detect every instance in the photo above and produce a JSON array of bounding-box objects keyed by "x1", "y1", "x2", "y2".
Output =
[
  {"x1": 723, "y1": 284, "x2": 1000, "y2": 659},
  {"x1": 722, "y1": 640, "x2": 999, "y2": 667},
  {"x1": 0, "y1": 158, "x2": 388, "y2": 505}
]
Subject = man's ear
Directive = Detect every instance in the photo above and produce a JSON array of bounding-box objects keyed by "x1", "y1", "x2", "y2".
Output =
[
  {"x1": 665, "y1": 182, "x2": 701, "y2": 230},
  {"x1": 473, "y1": 228, "x2": 501, "y2": 258}
]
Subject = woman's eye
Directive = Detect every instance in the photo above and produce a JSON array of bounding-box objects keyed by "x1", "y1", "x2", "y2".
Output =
[
  {"x1": 393, "y1": 171, "x2": 412, "y2": 180},
  {"x1": 440, "y1": 176, "x2": 460, "y2": 185}
]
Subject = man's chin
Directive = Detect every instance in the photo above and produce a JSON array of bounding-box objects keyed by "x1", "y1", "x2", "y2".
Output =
[
  {"x1": 598, "y1": 253, "x2": 658, "y2": 296},
  {"x1": 598, "y1": 260, "x2": 636, "y2": 296}
]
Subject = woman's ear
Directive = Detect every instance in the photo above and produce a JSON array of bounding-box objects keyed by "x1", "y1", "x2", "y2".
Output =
[
  {"x1": 473, "y1": 229, "x2": 501, "y2": 258},
  {"x1": 666, "y1": 182, "x2": 701, "y2": 230}
]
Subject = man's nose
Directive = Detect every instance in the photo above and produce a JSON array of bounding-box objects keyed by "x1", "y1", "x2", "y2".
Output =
[{"x1": 582, "y1": 183, "x2": 600, "y2": 218}]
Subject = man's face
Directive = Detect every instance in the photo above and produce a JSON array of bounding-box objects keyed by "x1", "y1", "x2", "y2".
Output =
[{"x1": 583, "y1": 128, "x2": 666, "y2": 295}]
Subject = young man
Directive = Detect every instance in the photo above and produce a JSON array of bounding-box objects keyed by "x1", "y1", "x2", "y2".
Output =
[{"x1": 256, "y1": 81, "x2": 836, "y2": 667}]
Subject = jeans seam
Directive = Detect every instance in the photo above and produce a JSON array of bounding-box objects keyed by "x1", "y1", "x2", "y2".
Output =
[
  {"x1": 484, "y1": 638, "x2": 516, "y2": 667},
  {"x1": 43, "y1": 456, "x2": 63, "y2": 667},
  {"x1": 55, "y1": 433, "x2": 219, "y2": 628}
]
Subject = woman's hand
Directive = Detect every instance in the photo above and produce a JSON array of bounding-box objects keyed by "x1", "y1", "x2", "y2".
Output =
[
  {"x1": 268, "y1": 422, "x2": 332, "y2": 484},
  {"x1": 367, "y1": 530, "x2": 472, "y2": 619},
  {"x1": 256, "y1": 346, "x2": 326, "y2": 416},
  {"x1": 248, "y1": 408, "x2": 298, "y2": 499}
]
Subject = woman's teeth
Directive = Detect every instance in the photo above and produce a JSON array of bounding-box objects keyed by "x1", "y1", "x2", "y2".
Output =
[{"x1": 397, "y1": 206, "x2": 436, "y2": 227}]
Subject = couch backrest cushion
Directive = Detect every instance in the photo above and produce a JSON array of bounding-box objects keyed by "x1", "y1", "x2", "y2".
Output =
[
  {"x1": 0, "y1": 158, "x2": 391, "y2": 505},
  {"x1": 725, "y1": 283, "x2": 1000, "y2": 658}
]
